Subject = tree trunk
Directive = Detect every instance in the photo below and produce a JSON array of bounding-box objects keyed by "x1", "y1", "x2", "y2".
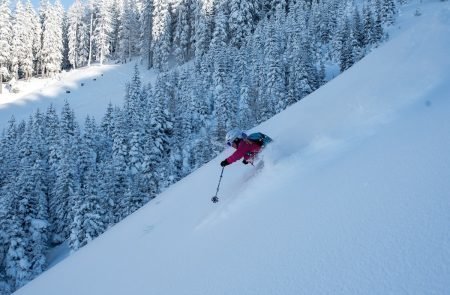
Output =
[
  {"x1": 88, "y1": 12, "x2": 94, "y2": 67},
  {"x1": 128, "y1": 37, "x2": 131, "y2": 63},
  {"x1": 148, "y1": 11, "x2": 153, "y2": 70},
  {"x1": 100, "y1": 46, "x2": 104, "y2": 65}
]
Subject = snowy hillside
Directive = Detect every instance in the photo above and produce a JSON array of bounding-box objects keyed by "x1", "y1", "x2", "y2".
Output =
[
  {"x1": 0, "y1": 62, "x2": 157, "y2": 130},
  {"x1": 14, "y1": 1, "x2": 450, "y2": 294}
]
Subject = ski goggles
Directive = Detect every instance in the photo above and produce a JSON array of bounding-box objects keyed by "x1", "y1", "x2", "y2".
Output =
[
  {"x1": 227, "y1": 139, "x2": 239, "y2": 147},
  {"x1": 227, "y1": 139, "x2": 238, "y2": 146}
]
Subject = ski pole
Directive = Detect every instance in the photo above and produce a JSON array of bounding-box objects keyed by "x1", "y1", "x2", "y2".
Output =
[{"x1": 211, "y1": 167, "x2": 224, "y2": 203}]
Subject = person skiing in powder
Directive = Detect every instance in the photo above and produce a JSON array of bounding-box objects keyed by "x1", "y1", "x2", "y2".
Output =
[{"x1": 220, "y1": 128, "x2": 272, "y2": 167}]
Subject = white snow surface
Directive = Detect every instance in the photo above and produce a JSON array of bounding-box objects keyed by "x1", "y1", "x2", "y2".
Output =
[
  {"x1": 14, "y1": 1, "x2": 450, "y2": 294},
  {"x1": 0, "y1": 62, "x2": 157, "y2": 129}
]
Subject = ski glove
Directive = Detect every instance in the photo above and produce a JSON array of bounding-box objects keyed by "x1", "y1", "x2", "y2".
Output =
[
  {"x1": 242, "y1": 159, "x2": 249, "y2": 165},
  {"x1": 220, "y1": 159, "x2": 229, "y2": 167}
]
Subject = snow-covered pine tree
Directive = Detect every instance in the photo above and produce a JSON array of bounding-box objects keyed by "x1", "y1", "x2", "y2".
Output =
[
  {"x1": 62, "y1": 9, "x2": 71, "y2": 70},
  {"x1": 53, "y1": 0, "x2": 65, "y2": 71},
  {"x1": 228, "y1": 0, "x2": 255, "y2": 49},
  {"x1": 42, "y1": 105, "x2": 60, "y2": 239},
  {"x1": 139, "y1": 83, "x2": 159, "y2": 198},
  {"x1": 80, "y1": 116, "x2": 99, "y2": 180},
  {"x1": 69, "y1": 187, "x2": 106, "y2": 251},
  {"x1": 247, "y1": 22, "x2": 265, "y2": 123},
  {"x1": 121, "y1": 131, "x2": 149, "y2": 218},
  {"x1": 2, "y1": 117, "x2": 19, "y2": 188},
  {"x1": 362, "y1": 4, "x2": 375, "y2": 46},
  {"x1": 97, "y1": 157, "x2": 116, "y2": 227},
  {"x1": 108, "y1": 0, "x2": 122, "y2": 60},
  {"x1": 285, "y1": 7, "x2": 308, "y2": 106},
  {"x1": 128, "y1": 130, "x2": 143, "y2": 176},
  {"x1": 381, "y1": 0, "x2": 397, "y2": 25},
  {"x1": 3, "y1": 185, "x2": 33, "y2": 290},
  {"x1": 152, "y1": 0, "x2": 172, "y2": 71},
  {"x1": 85, "y1": 1, "x2": 94, "y2": 67},
  {"x1": 0, "y1": 118, "x2": 19, "y2": 293},
  {"x1": 67, "y1": 0, "x2": 85, "y2": 69},
  {"x1": 0, "y1": 191, "x2": 11, "y2": 293},
  {"x1": 117, "y1": 0, "x2": 140, "y2": 63},
  {"x1": 194, "y1": 0, "x2": 214, "y2": 58},
  {"x1": 28, "y1": 112, "x2": 50, "y2": 280},
  {"x1": 188, "y1": 64, "x2": 214, "y2": 166},
  {"x1": 11, "y1": 1, "x2": 33, "y2": 79},
  {"x1": 339, "y1": 18, "x2": 353, "y2": 72},
  {"x1": 236, "y1": 46, "x2": 255, "y2": 130},
  {"x1": 111, "y1": 107, "x2": 129, "y2": 222},
  {"x1": 140, "y1": 0, "x2": 154, "y2": 68},
  {"x1": 100, "y1": 101, "x2": 115, "y2": 142},
  {"x1": 18, "y1": 1, "x2": 36, "y2": 80},
  {"x1": 74, "y1": 5, "x2": 89, "y2": 68},
  {"x1": 31, "y1": 110, "x2": 49, "y2": 200},
  {"x1": 119, "y1": 174, "x2": 149, "y2": 218},
  {"x1": 208, "y1": 1, "x2": 233, "y2": 140},
  {"x1": 210, "y1": 0, "x2": 228, "y2": 51},
  {"x1": 121, "y1": 66, "x2": 147, "y2": 136},
  {"x1": 126, "y1": 66, "x2": 148, "y2": 178},
  {"x1": 262, "y1": 6, "x2": 286, "y2": 119},
  {"x1": 93, "y1": 0, "x2": 112, "y2": 65},
  {"x1": 212, "y1": 47, "x2": 235, "y2": 141},
  {"x1": 330, "y1": 0, "x2": 351, "y2": 64},
  {"x1": 373, "y1": 3, "x2": 384, "y2": 45},
  {"x1": 69, "y1": 116, "x2": 106, "y2": 251},
  {"x1": 192, "y1": 61, "x2": 212, "y2": 126},
  {"x1": 310, "y1": 0, "x2": 330, "y2": 46},
  {"x1": 0, "y1": 131, "x2": 7, "y2": 188},
  {"x1": 0, "y1": 0, "x2": 12, "y2": 81},
  {"x1": 10, "y1": 1, "x2": 25, "y2": 80},
  {"x1": 257, "y1": 0, "x2": 285, "y2": 19},
  {"x1": 150, "y1": 74, "x2": 174, "y2": 189},
  {"x1": 31, "y1": 109, "x2": 48, "y2": 161},
  {"x1": 4, "y1": 117, "x2": 49, "y2": 290},
  {"x1": 324, "y1": 0, "x2": 340, "y2": 53},
  {"x1": 40, "y1": 0, "x2": 64, "y2": 77},
  {"x1": 51, "y1": 101, "x2": 79, "y2": 243},
  {"x1": 173, "y1": 0, "x2": 193, "y2": 64},
  {"x1": 352, "y1": 7, "x2": 365, "y2": 55},
  {"x1": 97, "y1": 103, "x2": 116, "y2": 226},
  {"x1": 299, "y1": 43, "x2": 318, "y2": 100},
  {"x1": 27, "y1": 0, "x2": 42, "y2": 76},
  {"x1": 22, "y1": 117, "x2": 48, "y2": 278},
  {"x1": 171, "y1": 68, "x2": 195, "y2": 176}
]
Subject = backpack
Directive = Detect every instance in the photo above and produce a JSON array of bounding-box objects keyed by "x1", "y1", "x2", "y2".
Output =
[{"x1": 246, "y1": 132, "x2": 273, "y2": 147}]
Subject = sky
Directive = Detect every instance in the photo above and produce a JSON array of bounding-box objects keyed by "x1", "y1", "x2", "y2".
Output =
[
  {"x1": 11, "y1": 0, "x2": 450, "y2": 294},
  {"x1": 18, "y1": 0, "x2": 74, "y2": 9}
]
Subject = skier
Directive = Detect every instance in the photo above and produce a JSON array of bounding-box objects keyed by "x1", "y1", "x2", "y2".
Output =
[{"x1": 220, "y1": 128, "x2": 272, "y2": 167}]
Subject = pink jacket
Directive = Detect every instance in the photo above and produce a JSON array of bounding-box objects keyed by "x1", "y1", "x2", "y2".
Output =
[{"x1": 226, "y1": 139, "x2": 262, "y2": 164}]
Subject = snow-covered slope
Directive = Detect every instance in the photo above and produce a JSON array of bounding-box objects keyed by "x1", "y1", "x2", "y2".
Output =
[
  {"x1": 15, "y1": 1, "x2": 450, "y2": 294},
  {"x1": 0, "y1": 62, "x2": 157, "y2": 130}
]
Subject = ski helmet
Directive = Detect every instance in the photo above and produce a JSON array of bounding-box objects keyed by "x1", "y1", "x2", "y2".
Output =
[{"x1": 225, "y1": 128, "x2": 246, "y2": 146}]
